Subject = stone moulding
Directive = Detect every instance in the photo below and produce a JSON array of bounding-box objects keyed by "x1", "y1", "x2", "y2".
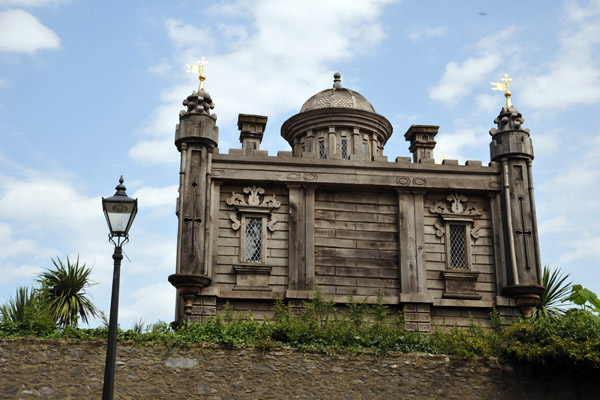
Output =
[
  {"x1": 233, "y1": 264, "x2": 273, "y2": 291},
  {"x1": 441, "y1": 271, "x2": 482, "y2": 300}
]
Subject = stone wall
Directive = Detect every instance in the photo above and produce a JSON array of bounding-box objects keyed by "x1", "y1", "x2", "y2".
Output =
[{"x1": 1, "y1": 339, "x2": 597, "y2": 400}]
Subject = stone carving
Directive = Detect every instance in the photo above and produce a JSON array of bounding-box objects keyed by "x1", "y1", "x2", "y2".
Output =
[
  {"x1": 226, "y1": 186, "x2": 281, "y2": 232},
  {"x1": 396, "y1": 176, "x2": 426, "y2": 186},
  {"x1": 212, "y1": 169, "x2": 224, "y2": 177},
  {"x1": 226, "y1": 186, "x2": 281, "y2": 209},
  {"x1": 448, "y1": 194, "x2": 467, "y2": 213},
  {"x1": 286, "y1": 172, "x2": 318, "y2": 181},
  {"x1": 429, "y1": 194, "x2": 482, "y2": 216},
  {"x1": 489, "y1": 106, "x2": 529, "y2": 135},
  {"x1": 471, "y1": 221, "x2": 481, "y2": 240},
  {"x1": 397, "y1": 177, "x2": 411, "y2": 186},
  {"x1": 488, "y1": 180, "x2": 501, "y2": 189},
  {"x1": 230, "y1": 213, "x2": 241, "y2": 231},
  {"x1": 430, "y1": 194, "x2": 483, "y2": 244},
  {"x1": 267, "y1": 215, "x2": 278, "y2": 231},
  {"x1": 180, "y1": 90, "x2": 217, "y2": 120},
  {"x1": 434, "y1": 220, "x2": 445, "y2": 238}
]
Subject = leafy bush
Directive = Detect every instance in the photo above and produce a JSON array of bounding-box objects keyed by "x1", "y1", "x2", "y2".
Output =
[
  {"x1": 501, "y1": 309, "x2": 600, "y2": 370},
  {"x1": 0, "y1": 286, "x2": 55, "y2": 335}
]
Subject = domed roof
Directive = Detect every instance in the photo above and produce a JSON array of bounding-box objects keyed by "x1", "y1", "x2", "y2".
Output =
[{"x1": 299, "y1": 72, "x2": 376, "y2": 113}]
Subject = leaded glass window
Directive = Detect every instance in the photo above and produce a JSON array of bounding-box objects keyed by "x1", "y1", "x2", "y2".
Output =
[
  {"x1": 319, "y1": 141, "x2": 325, "y2": 159},
  {"x1": 363, "y1": 142, "x2": 368, "y2": 160},
  {"x1": 244, "y1": 217, "x2": 262, "y2": 262},
  {"x1": 449, "y1": 224, "x2": 467, "y2": 269},
  {"x1": 341, "y1": 139, "x2": 348, "y2": 159}
]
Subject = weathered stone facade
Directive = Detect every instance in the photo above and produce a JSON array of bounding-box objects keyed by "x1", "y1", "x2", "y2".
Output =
[
  {"x1": 1, "y1": 339, "x2": 598, "y2": 399},
  {"x1": 168, "y1": 73, "x2": 544, "y2": 329}
]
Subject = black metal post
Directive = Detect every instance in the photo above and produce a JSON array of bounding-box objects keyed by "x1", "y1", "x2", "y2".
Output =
[{"x1": 102, "y1": 245, "x2": 123, "y2": 400}]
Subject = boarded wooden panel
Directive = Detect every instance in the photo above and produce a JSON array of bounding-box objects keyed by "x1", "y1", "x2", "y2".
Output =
[{"x1": 314, "y1": 188, "x2": 399, "y2": 297}]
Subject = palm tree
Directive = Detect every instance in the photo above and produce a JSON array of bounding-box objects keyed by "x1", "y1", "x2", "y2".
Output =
[
  {"x1": 0, "y1": 286, "x2": 34, "y2": 323},
  {"x1": 532, "y1": 265, "x2": 573, "y2": 319},
  {"x1": 37, "y1": 256, "x2": 99, "y2": 327}
]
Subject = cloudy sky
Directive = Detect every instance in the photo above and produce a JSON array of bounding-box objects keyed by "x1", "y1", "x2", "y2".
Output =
[{"x1": 1, "y1": 0, "x2": 599, "y2": 328}]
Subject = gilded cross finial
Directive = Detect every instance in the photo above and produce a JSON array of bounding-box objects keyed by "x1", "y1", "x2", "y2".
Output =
[
  {"x1": 491, "y1": 73, "x2": 513, "y2": 109},
  {"x1": 186, "y1": 57, "x2": 209, "y2": 91}
]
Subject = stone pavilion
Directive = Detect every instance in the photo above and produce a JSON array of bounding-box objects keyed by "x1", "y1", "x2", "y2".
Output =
[{"x1": 168, "y1": 70, "x2": 544, "y2": 330}]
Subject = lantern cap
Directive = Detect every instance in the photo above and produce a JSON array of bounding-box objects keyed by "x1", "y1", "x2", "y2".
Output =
[{"x1": 102, "y1": 176, "x2": 137, "y2": 245}]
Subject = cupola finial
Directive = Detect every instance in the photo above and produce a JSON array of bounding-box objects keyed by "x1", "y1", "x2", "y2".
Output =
[{"x1": 333, "y1": 72, "x2": 342, "y2": 89}]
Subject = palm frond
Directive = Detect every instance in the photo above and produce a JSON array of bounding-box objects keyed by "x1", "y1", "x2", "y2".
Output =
[
  {"x1": 0, "y1": 286, "x2": 35, "y2": 323},
  {"x1": 533, "y1": 265, "x2": 573, "y2": 318},
  {"x1": 37, "y1": 255, "x2": 99, "y2": 327}
]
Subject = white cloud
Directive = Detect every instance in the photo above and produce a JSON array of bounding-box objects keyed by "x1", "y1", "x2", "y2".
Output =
[
  {"x1": 521, "y1": 1, "x2": 600, "y2": 108},
  {"x1": 131, "y1": 0, "x2": 398, "y2": 164},
  {"x1": 408, "y1": 25, "x2": 447, "y2": 42},
  {"x1": 129, "y1": 138, "x2": 174, "y2": 165},
  {"x1": 558, "y1": 236, "x2": 600, "y2": 264},
  {"x1": 0, "y1": 9, "x2": 60, "y2": 53},
  {"x1": 434, "y1": 125, "x2": 489, "y2": 162},
  {"x1": 133, "y1": 185, "x2": 177, "y2": 209},
  {"x1": 429, "y1": 27, "x2": 518, "y2": 105},
  {"x1": 165, "y1": 18, "x2": 215, "y2": 52},
  {"x1": 0, "y1": 262, "x2": 42, "y2": 285},
  {"x1": 0, "y1": 223, "x2": 38, "y2": 259},
  {"x1": 119, "y1": 282, "x2": 176, "y2": 326},
  {"x1": 430, "y1": 54, "x2": 500, "y2": 104},
  {"x1": 0, "y1": 174, "x2": 101, "y2": 232}
]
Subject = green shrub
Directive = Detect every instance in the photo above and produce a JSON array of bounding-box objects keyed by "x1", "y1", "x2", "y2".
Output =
[{"x1": 501, "y1": 310, "x2": 600, "y2": 369}]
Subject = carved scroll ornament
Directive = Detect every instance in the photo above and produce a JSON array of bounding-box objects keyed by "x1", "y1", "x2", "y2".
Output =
[
  {"x1": 429, "y1": 193, "x2": 483, "y2": 217},
  {"x1": 226, "y1": 186, "x2": 281, "y2": 232},
  {"x1": 430, "y1": 193, "x2": 483, "y2": 242}
]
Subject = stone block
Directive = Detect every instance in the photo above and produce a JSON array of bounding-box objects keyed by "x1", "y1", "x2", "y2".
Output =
[
  {"x1": 466, "y1": 160, "x2": 483, "y2": 167},
  {"x1": 191, "y1": 306, "x2": 217, "y2": 316},
  {"x1": 201, "y1": 297, "x2": 217, "y2": 306},
  {"x1": 404, "y1": 322, "x2": 418, "y2": 331},
  {"x1": 416, "y1": 304, "x2": 430, "y2": 313},
  {"x1": 404, "y1": 304, "x2": 417, "y2": 312},
  {"x1": 442, "y1": 159, "x2": 459, "y2": 165},
  {"x1": 405, "y1": 313, "x2": 430, "y2": 323}
]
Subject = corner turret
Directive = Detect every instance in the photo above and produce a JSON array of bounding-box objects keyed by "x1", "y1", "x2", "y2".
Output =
[
  {"x1": 489, "y1": 75, "x2": 543, "y2": 315},
  {"x1": 169, "y1": 59, "x2": 219, "y2": 322}
]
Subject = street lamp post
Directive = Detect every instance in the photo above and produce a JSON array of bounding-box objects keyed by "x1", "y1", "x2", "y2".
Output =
[{"x1": 101, "y1": 176, "x2": 137, "y2": 400}]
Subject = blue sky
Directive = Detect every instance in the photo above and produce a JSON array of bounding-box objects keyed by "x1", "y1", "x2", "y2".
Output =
[{"x1": 1, "y1": 0, "x2": 599, "y2": 328}]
